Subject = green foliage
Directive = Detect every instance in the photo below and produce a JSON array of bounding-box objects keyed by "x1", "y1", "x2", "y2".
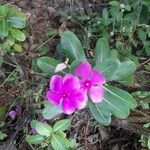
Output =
[
  {"x1": 43, "y1": 102, "x2": 63, "y2": 120},
  {"x1": 60, "y1": 30, "x2": 86, "y2": 62},
  {"x1": 60, "y1": 0, "x2": 150, "y2": 58},
  {"x1": 88, "y1": 85, "x2": 137, "y2": 126},
  {"x1": 27, "y1": 119, "x2": 75, "y2": 150},
  {"x1": 0, "y1": 131, "x2": 7, "y2": 140},
  {"x1": 35, "y1": 122, "x2": 52, "y2": 137},
  {"x1": 37, "y1": 57, "x2": 62, "y2": 75},
  {"x1": 139, "y1": 122, "x2": 150, "y2": 149},
  {"x1": 0, "y1": 4, "x2": 26, "y2": 53},
  {"x1": 0, "y1": 106, "x2": 6, "y2": 118},
  {"x1": 53, "y1": 119, "x2": 71, "y2": 132},
  {"x1": 51, "y1": 134, "x2": 70, "y2": 150},
  {"x1": 95, "y1": 36, "x2": 110, "y2": 68},
  {"x1": 26, "y1": 135, "x2": 45, "y2": 145},
  {"x1": 95, "y1": 36, "x2": 137, "y2": 85}
]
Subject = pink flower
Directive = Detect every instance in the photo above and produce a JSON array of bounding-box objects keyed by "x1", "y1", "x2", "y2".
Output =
[
  {"x1": 74, "y1": 62, "x2": 106, "y2": 103},
  {"x1": 46, "y1": 74, "x2": 87, "y2": 114}
]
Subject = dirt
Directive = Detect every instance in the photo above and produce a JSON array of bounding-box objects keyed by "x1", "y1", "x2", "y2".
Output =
[{"x1": 0, "y1": 0, "x2": 150, "y2": 150}]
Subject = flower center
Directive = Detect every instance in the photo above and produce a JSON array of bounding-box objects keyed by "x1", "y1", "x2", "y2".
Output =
[
  {"x1": 62, "y1": 93, "x2": 67, "y2": 98},
  {"x1": 84, "y1": 80, "x2": 92, "y2": 89}
]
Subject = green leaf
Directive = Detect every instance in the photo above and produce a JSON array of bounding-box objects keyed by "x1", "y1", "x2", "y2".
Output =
[
  {"x1": 7, "y1": 5, "x2": 17, "y2": 17},
  {"x1": 0, "y1": 106, "x2": 6, "y2": 118},
  {"x1": 69, "y1": 60, "x2": 81, "y2": 73},
  {"x1": 10, "y1": 28, "x2": 26, "y2": 41},
  {"x1": 0, "y1": 131, "x2": 7, "y2": 140},
  {"x1": 148, "y1": 137, "x2": 150, "y2": 149},
  {"x1": 43, "y1": 102, "x2": 63, "y2": 119},
  {"x1": 30, "y1": 120, "x2": 39, "y2": 129},
  {"x1": 8, "y1": 16, "x2": 26, "y2": 29},
  {"x1": 88, "y1": 101, "x2": 111, "y2": 126},
  {"x1": 125, "y1": 5, "x2": 131, "y2": 11},
  {"x1": 96, "y1": 58, "x2": 119, "y2": 80},
  {"x1": 138, "y1": 29, "x2": 147, "y2": 43},
  {"x1": 119, "y1": 75, "x2": 134, "y2": 85},
  {"x1": 95, "y1": 36, "x2": 110, "y2": 69},
  {"x1": 110, "y1": 7, "x2": 122, "y2": 22},
  {"x1": 7, "y1": 34, "x2": 15, "y2": 45},
  {"x1": 111, "y1": 60, "x2": 136, "y2": 81},
  {"x1": 60, "y1": 30, "x2": 86, "y2": 61},
  {"x1": 0, "y1": 19, "x2": 9, "y2": 38},
  {"x1": 1, "y1": 41, "x2": 11, "y2": 51},
  {"x1": 109, "y1": 1, "x2": 120, "y2": 7},
  {"x1": 35, "y1": 122, "x2": 52, "y2": 137},
  {"x1": 26, "y1": 135, "x2": 45, "y2": 145},
  {"x1": 0, "y1": 5, "x2": 8, "y2": 16},
  {"x1": 13, "y1": 43, "x2": 22, "y2": 52},
  {"x1": 96, "y1": 58, "x2": 136, "y2": 83},
  {"x1": 46, "y1": 28, "x2": 58, "y2": 37},
  {"x1": 88, "y1": 85, "x2": 137, "y2": 126},
  {"x1": 102, "y1": 8, "x2": 110, "y2": 25},
  {"x1": 51, "y1": 134, "x2": 68, "y2": 150},
  {"x1": 0, "y1": 56, "x2": 3, "y2": 68},
  {"x1": 53, "y1": 119, "x2": 71, "y2": 132},
  {"x1": 37, "y1": 56, "x2": 61, "y2": 75},
  {"x1": 110, "y1": 49, "x2": 120, "y2": 59}
]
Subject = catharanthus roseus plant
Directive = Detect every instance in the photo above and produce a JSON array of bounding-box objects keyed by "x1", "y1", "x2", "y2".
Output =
[
  {"x1": 37, "y1": 30, "x2": 137, "y2": 126},
  {"x1": 46, "y1": 62, "x2": 106, "y2": 114}
]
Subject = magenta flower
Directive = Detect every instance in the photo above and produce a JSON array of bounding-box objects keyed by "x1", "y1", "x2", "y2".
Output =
[
  {"x1": 46, "y1": 74, "x2": 87, "y2": 114},
  {"x1": 74, "y1": 62, "x2": 106, "y2": 103}
]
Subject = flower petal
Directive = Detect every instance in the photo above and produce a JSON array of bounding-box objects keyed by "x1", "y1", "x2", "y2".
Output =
[
  {"x1": 46, "y1": 90, "x2": 61, "y2": 105},
  {"x1": 89, "y1": 86, "x2": 104, "y2": 103},
  {"x1": 62, "y1": 98, "x2": 76, "y2": 114},
  {"x1": 91, "y1": 69, "x2": 106, "y2": 85},
  {"x1": 9, "y1": 110, "x2": 17, "y2": 119},
  {"x1": 74, "y1": 62, "x2": 91, "y2": 79},
  {"x1": 70, "y1": 90, "x2": 87, "y2": 109},
  {"x1": 50, "y1": 75, "x2": 63, "y2": 93},
  {"x1": 63, "y1": 74, "x2": 80, "y2": 93}
]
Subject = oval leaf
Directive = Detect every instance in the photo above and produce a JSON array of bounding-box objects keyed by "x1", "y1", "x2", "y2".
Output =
[
  {"x1": 8, "y1": 16, "x2": 26, "y2": 29},
  {"x1": 26, "y1": 135, "x2": 45, "y2": 145},
  {"x1": 13, "y1": 43, "x2": 22, "y2": 52},
  {"x1": 60, "y1": 30, "x2": 86, "y2": 61},
  {"x1": 53, "y1": 119, "x2": 71, "y2": 132},
  {"x1": 96, "y1": 58, "x2": 137, "y2": 84},
  {"x1": 51, "y1": 134, "x2": 68, "y2": 150},
  {"x1": 88, "y1": 85, "x2": 137, "y2": 126},
  {"x1": 0, "y1": 19, "x2": 9, "y2": 38},
  {"x1": 10, "y1": 28, "x2": 26, "y2": 41},
  {"x1": 111, "y1": 60, "x2": 136, "y2": 81},
  {"x1": 35, "y1": 122, "x2": 52, "y2": 137},
  {"x1": 95, "y1": 36, "x2": 110, "y2": 69},
  {"x1": 88, "y1": 101, "x2": 111, "y2": 126},
  {"x1": 0, "y1": 5, "x2": 8, "y2": 16},
  {"x1": 43, "y1": 102, "x2": 63, "y2": 119},
  {"x1": 37, "y1": 57, "x2": 62, "y2": 75}
]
